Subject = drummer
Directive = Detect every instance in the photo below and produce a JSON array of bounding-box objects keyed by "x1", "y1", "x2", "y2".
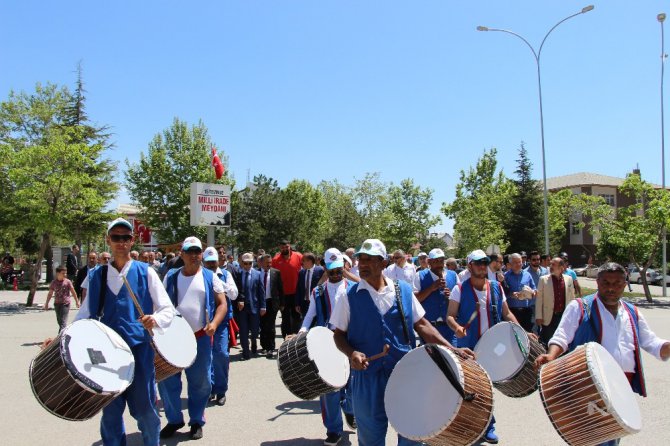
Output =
[
  {"x1": 298, "y1": 248, "x2": 356, "y2": 446},
  {"x1": 535, "y1": 262, "x2": 670, "y2": 446},
  {"x1": 159, "y1": 237, "x2": 228, "y2": 441},
  {"x1": 413, "y1": 248, "x2": 459, "y2": 343},
  {"x1": 73, "y1": 218, "x2": 175, "y2": 446},
  {"x1": 330, "y1": 238, "x2": 475, "y2": 446},
  {"x1": 446, "y1": 249, "x2": 525, "y2": 444}
]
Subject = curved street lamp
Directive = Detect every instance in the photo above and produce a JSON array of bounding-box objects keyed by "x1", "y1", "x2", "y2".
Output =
[{"x1": 477, "y1": 5, "x2": 594, "y2": 256}]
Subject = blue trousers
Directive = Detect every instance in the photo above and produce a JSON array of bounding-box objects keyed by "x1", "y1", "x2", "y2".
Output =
[
  {"x1": 100, "y1": 342, "x2": 160, "y2": 446},
  {"x1": 320, "y1": 378, "x2": 354, "y2": 434},
  {"x1": 158, "y1": 334, "x2": 212, "y2": 426},
  {"x1": 211, "y1": 322, "x2": 230, "y2": 396},
  {"x1": 351, "y1": 367, "x2": 422, "y2": 446},
  {"x1": 598, "y1": 440, "x2": 620, "y2": 446},
  {"x1": 237, "y1": 307, "x2": 260, "y2": 357}
]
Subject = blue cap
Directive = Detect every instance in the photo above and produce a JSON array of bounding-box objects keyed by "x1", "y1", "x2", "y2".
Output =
[
  {"x1": 324, "y1": 248, "x2": 344, "y2": 270},
  {"x1": 107, "y1": 218, "x2": 133, "y2": 234}
]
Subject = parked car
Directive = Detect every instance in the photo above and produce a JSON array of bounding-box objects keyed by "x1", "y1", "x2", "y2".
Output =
[
  {"x1": 652, "y1": 271, "x2": 670, "y2": 286},
  {"x1": 629, "y1": 267, "x2": 658, "y2": 284},
  {"x1": 585, "y1": 265, "x2": 600, "y2": 278},
  {"x1": 573, "y1": 266, "x2": 587, "y2": 276}
]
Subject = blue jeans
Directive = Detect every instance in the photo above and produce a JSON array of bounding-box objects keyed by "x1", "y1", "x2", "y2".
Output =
[
  {"x1": 101, "y1": 342, "x2": 160, "y2": 446},
  {"x1": 320, "y1": 377, "x2": 354, "y2": 434},
  {"x1": 211, "y1": 322, "x2": 230, "y2": 396},
  {"x1": 158, "y1": 334, "x2": 212, "y2": 426},
  {"x1": 351, "y1": 368, "x2": 422, "y2": 446}
]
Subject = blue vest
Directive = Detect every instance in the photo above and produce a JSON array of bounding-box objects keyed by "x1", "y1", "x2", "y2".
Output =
[
  {"x1": 86, "y1": 261, "x2": 153, "y2": 347},
  {"x1": 419, "y1": 269, "x2": 457, "y2": 321},
  {"x1": 569, "y1": 294, "x2": 647, "y2": 397},
  {"x1": 347, "y1": 280, "x2": 416, "y2": 375},
  {"x1": 164, "y1": 267, "x2": 216, "y2": 327},
  {"x1": 454, "y1": 279, "x2": 504, "y2": 350},
  {"x1": 314, "y1": 280, "x2": 353, "y2": 327},
  {"x1": 217, "y1": 269, "x2": 233, "y2": 323}
]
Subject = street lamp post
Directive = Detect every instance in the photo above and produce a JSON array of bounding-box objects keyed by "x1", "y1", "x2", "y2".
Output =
[
  {"x1": 659, "y1": 12, "x2": 667, "y2": 297},
  {"x1": 478, "y1": 5, "x2": 594, "y2": 256}
]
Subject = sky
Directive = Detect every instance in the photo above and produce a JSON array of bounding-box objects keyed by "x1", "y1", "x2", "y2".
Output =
[{"x1": 2, "y1": 1, "x2": 669, "y2": 234}]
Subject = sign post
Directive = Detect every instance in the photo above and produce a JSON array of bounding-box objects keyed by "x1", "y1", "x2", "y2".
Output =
[{"x1": 190, "y1": 182, "x2": 231, "y2": 247}]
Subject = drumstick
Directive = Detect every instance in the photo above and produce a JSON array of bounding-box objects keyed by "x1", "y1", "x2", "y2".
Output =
[
  {"x1": 367, "y1": 344, "x2": 390, "y2": 362},
  {"x1": 121, "y1": 275, "x2": 154, "y2": 337},
  {"x1": 462, "y1": 310, "x2": 479, "y2": 330}
]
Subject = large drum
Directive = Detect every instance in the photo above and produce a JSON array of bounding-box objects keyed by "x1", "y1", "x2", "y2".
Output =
[
  {"x1": 539, "y1": 342, "x2": 642, "y2": 446},
  {"x1": 277, "y1": 327, "x2": 350, "y2": 400},
  {"x1": 29, "y1": 319, "x2": 135, "y2": 421},
  {"x1": 384, "y1": 344, "x2": 494, "y2": 446},
  {"x1": 474, "y1": 321, "x2": 546, "y2": 398},
  {"x1": 152, "y1": 315, "x2": 197, "y2": 382}
]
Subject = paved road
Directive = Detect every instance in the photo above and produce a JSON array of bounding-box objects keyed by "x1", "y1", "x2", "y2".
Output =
[{"x1": 2, "y1": 290, "x2": 668, "y2": 445}]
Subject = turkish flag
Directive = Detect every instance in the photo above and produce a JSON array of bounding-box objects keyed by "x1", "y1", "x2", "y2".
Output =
[{"x1": 212, "y1": 147, "x2": 224, "y2": 179}]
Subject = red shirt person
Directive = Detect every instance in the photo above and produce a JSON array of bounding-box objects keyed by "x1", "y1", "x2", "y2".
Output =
[{"x1": 272, "y1": 239, "x2": 303, "y2": 337}]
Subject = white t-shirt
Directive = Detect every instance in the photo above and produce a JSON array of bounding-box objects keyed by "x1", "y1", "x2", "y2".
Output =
[
  {"x1": 216, "y1": 267, "x2": 239, "y2": 300},
  {"x1": 330, "y1": 276, "x2": 425, "y2": 332},
  {"x1": 300, "y1": 279, "x2": 348, "y2": 332},
  {"x1": 458, "y1": 267, "x2": 498, "y2": 283},
  {"x1": 163, "y1": 269, "x2": 225, "y2": 332},
  {"x1": 449, "y1": 282, "x2": 506, "y2": 334},
  {"x1": 384, "y1": 263, "x2": 417, "y2": 289},
  {"x1": 549, "y1": 297, "x2": 668, "y2": 373}
]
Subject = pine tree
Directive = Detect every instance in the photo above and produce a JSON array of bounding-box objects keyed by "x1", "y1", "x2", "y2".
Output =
[{"x1": 506, "y1": 142, "x2": 544, "y2": 254}]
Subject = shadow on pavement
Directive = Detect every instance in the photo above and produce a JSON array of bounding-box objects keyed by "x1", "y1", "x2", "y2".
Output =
[
  {"x1": 260, "y1": 432, "x2": 353, "y2": 446},
  {"x1": 267, "y1": 400, "x2": 320, "y2": 421},
  {"x1": 21, "y1": 341, "x2": 43, "y2": 347}
]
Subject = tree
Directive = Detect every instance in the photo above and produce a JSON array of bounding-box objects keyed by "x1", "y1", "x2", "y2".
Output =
[
  {"x1": 592, "y1": 174, "x2": 670, "y2": 302},
  {"x1": 125, "y1": 118, "x2": 229, "y2": 244},
  {"x1": 317, "y1": 180, "x2": 367, "y2": 249},
  {"x1": 1, "y1": 82, "x2": 118, "y2": 305},
  {"x1": 351, "y1": 172, "x2": 392, "y2": 240},
  {"x1": 278, "y1": 180, "x2": 329, "y2": 254},
  {"x1": 547, "y1": 189, "x2": 606, "y2": 257},
  {"x1": 386, "y1": 178, "x2": 441, "y2": 252},
  {"x1": 506, "y1": 143, "x2": 544, "y2": 253},
  {"x1": 442, "y1": 149, "x2": 515, "y2": 257}
]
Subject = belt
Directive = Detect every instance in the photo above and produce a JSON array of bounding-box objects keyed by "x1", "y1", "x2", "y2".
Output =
[{"x1": 430, "y1": 321, "x2": 448, "y2": 327}]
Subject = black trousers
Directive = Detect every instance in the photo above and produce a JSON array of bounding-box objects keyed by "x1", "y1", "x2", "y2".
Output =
[
  {"x1": 280, "y1": 293, "x2": 302, "y2": 337},
  {"x1": 260, "y1": 302, "x2": 278, "y2": 351},
  {"x1": 539, "y1": 311, "x2": 563, "y2": 346},
  {"x1": 509, "y1": 307, "x2": 534, "y2": 332}
]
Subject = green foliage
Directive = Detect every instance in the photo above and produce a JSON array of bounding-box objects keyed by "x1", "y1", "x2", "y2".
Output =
[
  {"x1": 125, "y1": 118, "x2": 230, "y2": 244},
  {"x1": 351, "y1": 172, "x2": 393, "y2": 239},
  {"x1": 506, "y1": 143, "x2": 544, "y2": 253},
  {"x1": 442, "y1": 148, "x2": 514, "y2": 257},
  {"x1": 386, "y1": 178, "x2": 441, "y2": 252},
  {"x1": 317, "y1": 179, "x2": 367, "y2": 249},
  {"x1": 279, "y1": 180, "x2": 329, "y2": 254},
  {"x1": 547, "y1": 189, "x2": 606, "y2": 256}
]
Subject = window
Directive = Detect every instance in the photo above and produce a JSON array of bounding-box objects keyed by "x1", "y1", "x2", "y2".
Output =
[
  {"x1": 571, "y1": 222, "x2": 581, "y2": 235},
  {"x1": 599, "y1": 194, "x2": 615, "y2": 206}
]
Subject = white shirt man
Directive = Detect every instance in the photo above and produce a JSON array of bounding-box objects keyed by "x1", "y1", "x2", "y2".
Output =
[{"x1": 164, "y1": 267, "x2": 226, "y2": 332}]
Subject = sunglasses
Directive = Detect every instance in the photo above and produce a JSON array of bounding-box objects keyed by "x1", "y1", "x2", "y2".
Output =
[
  {"x1": 110, "y1": 234, "x2": 132, "y2": 243},
  {"x1": 327, "y1": 268, "x2": 343, "y2": 276},
  {"x1": 472, "y1": 260, "x2": 490, "y2": 266},
  {"x1": 242, "y1": 261, "x2": 252, "y2": 266},
  {"x1": 184, "y1": 248, "x2": 202, "y2": 255}
]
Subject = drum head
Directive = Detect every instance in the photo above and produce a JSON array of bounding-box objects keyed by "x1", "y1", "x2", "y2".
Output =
[
  {"x1": 306, "y1": 327, "x2": 349, "y2": 388},
  {"x1": 474, "y1": 322, "x2": 528, "y2": 382},
  {"x1": 152, "y1": 315, "x2": 197, "y2": 368},
  {"x1": 384, "y1": 345, "x2": 463, "y2": 440},
  {"x1": 587, "y1": 342, "x2": 642, "y2": 432},
  {"x1": 61, "y1": 319, "x2": 134, "y2": 393}
]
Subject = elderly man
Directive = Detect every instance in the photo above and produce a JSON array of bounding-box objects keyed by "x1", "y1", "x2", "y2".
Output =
[
  {"x1": 536, "y1": 263, "x2": 670, "y2": 446},
  {"x1": 535, "y1": 257, "x2": 575, "y2": 345},
  {"x1": 331, "y1": 239, "x2": 474, "y2": 446},
  {"x1": 160, "y1": 237, "x2": 227, "y2": 440},
  {"x1": 504, "y1": 253, "x2": 537, "y2": 332},
  {"x1": 414, "y1": 248, "x2": 459, "y2": 342},
  {"x1": 415, "y1": 252, "x2": 428, "y2": 272},
  {"x1": 383, "y1": 249, "x2": 416, "y2": 286},
  {"x1": 236, "y1": 252, "x2": 267, "y2": 360}
]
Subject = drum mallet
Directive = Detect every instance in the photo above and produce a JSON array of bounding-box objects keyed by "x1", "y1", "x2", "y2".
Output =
[{"x1": 367, "y1": 344, "x2": 390, "y2": 362}]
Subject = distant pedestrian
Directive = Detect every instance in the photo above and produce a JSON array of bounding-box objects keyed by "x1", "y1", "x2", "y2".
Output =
[
  {"x1": 66, "y1": 244, "x2": 79, "y2": 282},
  {"x1": 44, "y1": 266, "x2": 80, "y2": 332}
]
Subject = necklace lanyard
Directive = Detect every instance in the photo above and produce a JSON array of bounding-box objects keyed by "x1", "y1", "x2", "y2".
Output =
[{"x1": 469, "y1": 279, "x2": 491, "y2": 337}]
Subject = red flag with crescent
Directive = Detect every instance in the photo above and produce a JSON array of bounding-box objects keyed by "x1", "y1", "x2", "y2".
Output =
[{"x1": 212, "y1": 147, "x2": 224, "y2": 179}]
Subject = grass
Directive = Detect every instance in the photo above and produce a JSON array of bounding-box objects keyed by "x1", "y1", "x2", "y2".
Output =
[{"x1": 581, "y1": 286, "x2": 647, "y2": 299}]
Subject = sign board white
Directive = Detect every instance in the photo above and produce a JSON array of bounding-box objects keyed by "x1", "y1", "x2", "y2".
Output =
[{"x1": 190, "y1": 183, "x2": 231, "y2": 227}]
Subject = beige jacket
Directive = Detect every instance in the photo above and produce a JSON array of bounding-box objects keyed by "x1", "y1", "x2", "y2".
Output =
[{"x1": 535, "y1": 273, "x2": 576, "y2": 326}]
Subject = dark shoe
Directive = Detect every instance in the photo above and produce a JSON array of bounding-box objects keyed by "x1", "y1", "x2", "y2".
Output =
[
  {"x1": 483, "y1": 424, "x2": 499, "y2": 444},
  {"x1": 344, "y1": 412, "x2": 357, "y2": 430},
  {"x1": 190, "y1": 424, "x2": 203, "y2": 440},
  {"x1": 160, "y1": 422, "x2": 185, "y2": 438},
  {"x1": 323, "y1": 432, "x2": 341, "y2": 446},
  {"x1": 266, "y1": 350, "x2": 274, "y2": 359},
  {"x1": 240, "y1": 355, "x2": 250, "y2": 361},
  {"x1": 259, "y1": 348, "x2": 266, "y2": 355},
  {"x1": 215, "y1": 394, "x2": 226, "y2": 406}
]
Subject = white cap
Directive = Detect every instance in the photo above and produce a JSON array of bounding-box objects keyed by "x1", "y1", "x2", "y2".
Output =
[
  {"x1": 428, "y1": 248, "x2": 445, "y2": 259},
  {"x1": 107, "y1": 218, "x2": 133, "y2": 234},
  {"x1": 241, "y1": 252, "x2": 254, "y2": 262},
  {"x1": 324, "y1": 248, "x2": 344, "y2": 270},
  {"x1": 182, "y1": 236, "x2": 202, "y2": 251},
  {"x1": 417, "y1": 252, "x2": 428, "y2": 258},
  {"x1": 468, "y1": 249, "x2": 490, "y2": 263},
  {"x1": 203, "y1": 247, "x2": 218, "y2": 262},
  {"x1": 355, "y1": 239, "x2": 387, "y2": 259},
  {"x1": 342, "y1": 254, "x2": 353, "y2": 267}
]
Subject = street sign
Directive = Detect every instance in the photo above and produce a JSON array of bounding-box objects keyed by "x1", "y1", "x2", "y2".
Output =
[{"x1": 190, "y1": 182, "x2": 231, "y2": 227}]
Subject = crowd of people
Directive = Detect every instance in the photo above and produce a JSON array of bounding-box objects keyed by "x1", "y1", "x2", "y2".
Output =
[{"x1": 39, "y1": 219, "x2": 670, "y2": 446}]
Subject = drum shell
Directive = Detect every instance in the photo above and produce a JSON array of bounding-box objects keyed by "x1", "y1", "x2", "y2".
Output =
[
  {"x1": 277, "y1": 331, "x2": 343, "y2": 400},
  {"x1": 29, "y1": 321, "x2": 134, "y2": 421},
  {"x1": 151, "y1": 316, "x2": 197, "y2": 382},
  {"x1": 539, "y1": 343, "x2": 639, "y2": 446}
]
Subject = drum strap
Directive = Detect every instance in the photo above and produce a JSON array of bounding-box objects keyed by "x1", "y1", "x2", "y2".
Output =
[
  {"x1": 425, "y1": 343, "x2": 475, "y2": 402},
  {"x1": 317, "y1": 284, "x2": 328, "y2": 323},
  {"x1": 97, "y1": 265, "x2": 108, "y2": 320},
  {"x1": 393, "y1": 280, "x2": 411, "y2": 346},
  {"x1": 490, "y1": 281, "x2": 500, "y2": 325}
]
